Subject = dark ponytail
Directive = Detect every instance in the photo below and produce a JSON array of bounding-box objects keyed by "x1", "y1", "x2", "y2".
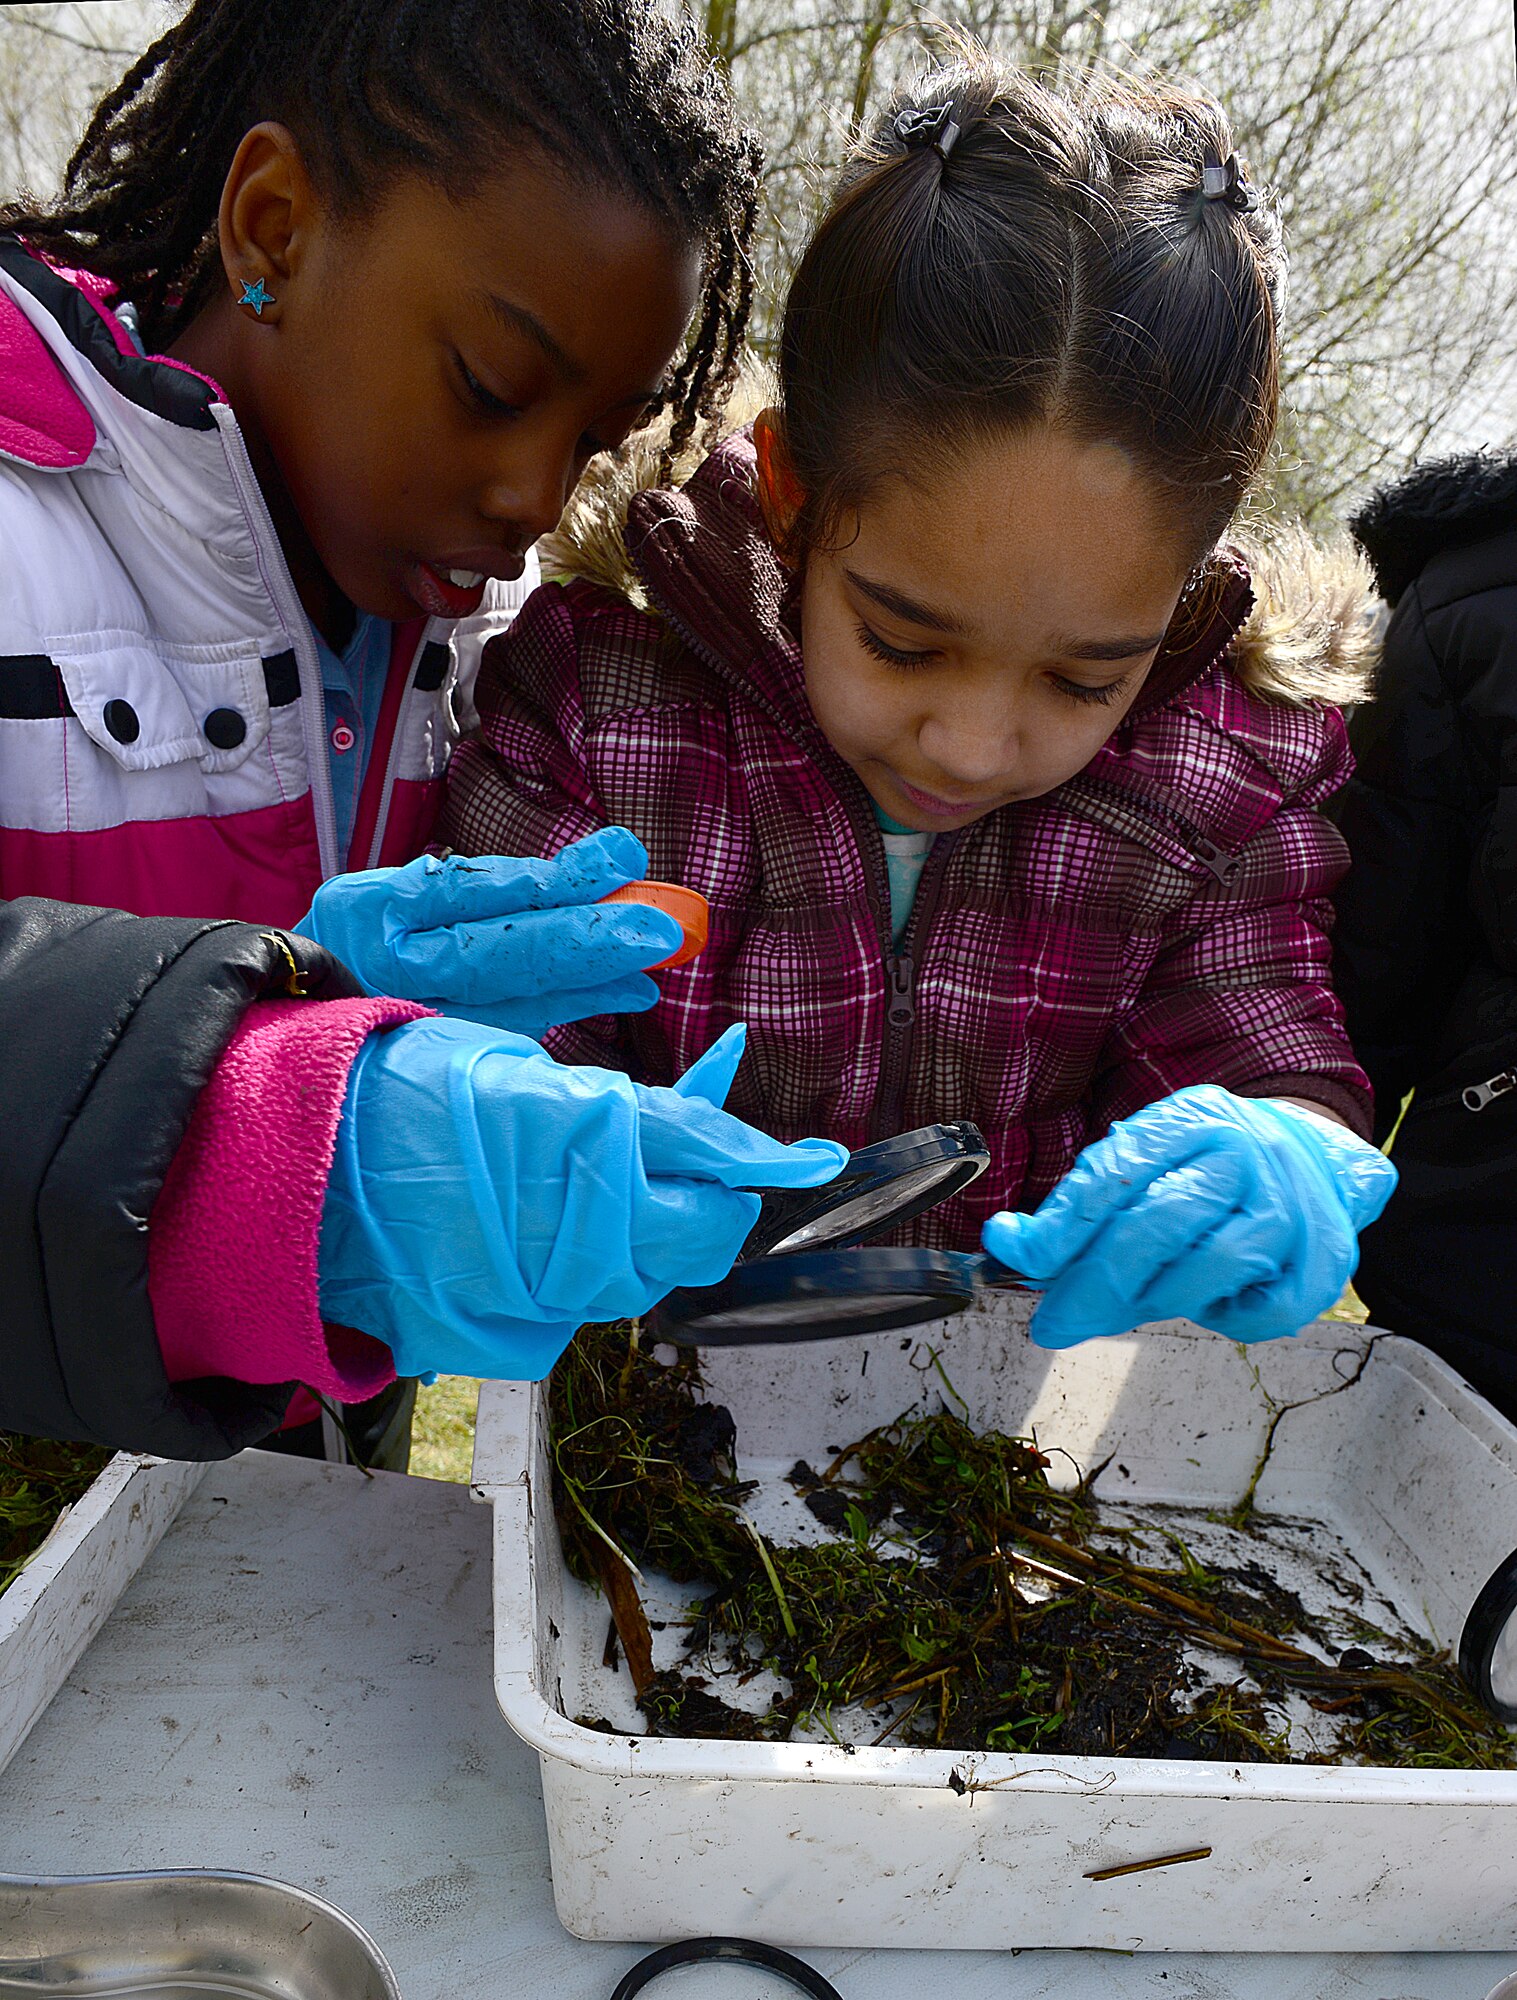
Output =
[
  {"x1": 2, "y1": 0, "x2": 763, "y2": 459},
  {"x1": 777, "y1": 50, "x2": 1285, "y2": 559}
]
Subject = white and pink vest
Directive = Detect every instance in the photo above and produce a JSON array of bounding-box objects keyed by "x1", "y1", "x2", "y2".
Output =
[{"x1": 0, "y1": 239, "x2": 534, "y2": 926}]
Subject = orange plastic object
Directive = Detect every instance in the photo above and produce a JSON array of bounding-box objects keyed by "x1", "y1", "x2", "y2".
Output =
[{"x1": 599, "y1": 880, "x2": 710, "y2": 970}]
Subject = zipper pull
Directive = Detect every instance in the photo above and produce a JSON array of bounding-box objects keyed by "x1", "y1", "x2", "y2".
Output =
[
  {"x1": 887, "y1": 952, "x2": 915, "y2": 1027},
  {"x1": 1191, "y1": 835, "x2": 1242, "y2": 887},
  {"x1": 1464, "y1": 1070, "x2": 1517, "y2": 1112}
]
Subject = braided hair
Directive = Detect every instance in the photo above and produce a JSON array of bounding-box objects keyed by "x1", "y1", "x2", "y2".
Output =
[{"x1": 1, "y1": 0, "x2": 761, "y2": 457}]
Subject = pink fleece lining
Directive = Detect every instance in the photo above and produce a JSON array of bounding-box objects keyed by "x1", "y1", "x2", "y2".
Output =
[
  {"x1": 0, "y1": 282, "x2": 94, "y2": 468},
  {"x1": 149, "y1": 995, "x2": 433, "y2": 1397},
  {"x1": 0, "y1": 256, "x2": 229, "y2": 474}
]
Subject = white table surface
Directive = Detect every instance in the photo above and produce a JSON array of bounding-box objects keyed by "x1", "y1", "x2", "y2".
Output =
[{"x1": 0, "y1": 1450, "x2": 1510, "y2": 2000}]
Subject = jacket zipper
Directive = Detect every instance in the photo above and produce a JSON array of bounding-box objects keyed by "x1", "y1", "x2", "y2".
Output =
[
  {"x1": 215, "y1": 409, "x2": 342, "y2": 879},
  {"x1": 1061, "y1": 770, "x2": 1243, "y2": 886},
  {"x1": 826, "y1": 763, "x2": 958, "y2": 1142},
  {"x1": 1398, "y1": 1058, "x2": 1517, "y2": 1115},
  {"x1": 632, "y1": 567, "x2": 959, "y2": 1140},
  {"x1": 866, "y1": 824, "x2": 957, "y2": 1142},
  {"x1": 218, "y1": 412, "x2": 445, "y2": 880},
  {"x1": 1464, "y1": 1071, "x2": 1517, "y2": 1112}
]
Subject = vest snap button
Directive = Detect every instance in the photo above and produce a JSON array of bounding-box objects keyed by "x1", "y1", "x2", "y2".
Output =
[
  {"x1": 204, "y1": 706, "x2": 247, "y2": 750},
  {"x1": 330, "y1": 721, "x2": 356, "y2": 754},
  {"x1": 103, "y1": 698, "x2": 140, "y2": 744}
]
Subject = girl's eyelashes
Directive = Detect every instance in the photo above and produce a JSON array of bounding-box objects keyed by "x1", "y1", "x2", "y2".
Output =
[
  {"x1": 850, "y1": 613, "x2": 1135, "y2": 702},
  {"x1": 454, "y1": 353, "x2": 622, "y2": 460},
  {"x1": 454, "y1": 354, "x2": 521, "y2": 420},
  {"x1": 853, "y1": 620, "x2": 939, "y2": 671},
  {"x1": 1050, "y1": 672, "x2": 1130, "y2": 707}
]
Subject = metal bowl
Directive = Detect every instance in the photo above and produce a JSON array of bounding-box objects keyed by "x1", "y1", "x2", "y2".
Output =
[{"x1": 0, "y1": 1869, "x2": 401, "y2": 2000}]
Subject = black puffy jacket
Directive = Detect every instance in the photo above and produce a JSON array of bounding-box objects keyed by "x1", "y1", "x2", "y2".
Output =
[
  {"x1": 2, "y1": 898, "x2": 362, "y2": 1458},
  {"x1": 1330, "y1": 448, "x2": 1517, "y2": 1413}
]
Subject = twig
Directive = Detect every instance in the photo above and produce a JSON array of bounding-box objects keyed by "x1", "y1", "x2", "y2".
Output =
[
  {"x1": 1085, "y1": 1847, "x2": 1213, "y2": 1882},
  {"x1": 1009, "y1": 1525, "x2": 1316, "y2": 1663},
  {"x1": 870, "y1": 1697, "x2": 923, "y2": 1747},
  {"x1": 594, "y1": 1549, "x2": 655, "y2": 1697}
]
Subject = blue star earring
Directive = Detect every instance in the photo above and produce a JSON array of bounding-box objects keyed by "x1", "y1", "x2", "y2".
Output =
[{"x1": 238, "y1": 277, "x2": 275, "y2": 316}]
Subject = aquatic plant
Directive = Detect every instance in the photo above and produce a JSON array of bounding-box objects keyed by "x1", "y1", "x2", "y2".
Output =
[{"x1": 551, "y1": 1323, "x2": 1515, "y2": 1769}]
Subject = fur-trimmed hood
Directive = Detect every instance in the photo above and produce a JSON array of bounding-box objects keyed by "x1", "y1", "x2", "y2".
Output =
[
  {"x1": 1352, "y1": 448, "x2": 1517, "y2": 608},
  {"x1": 543, "y1": 410, "x2": 1379, "y2": 712}
]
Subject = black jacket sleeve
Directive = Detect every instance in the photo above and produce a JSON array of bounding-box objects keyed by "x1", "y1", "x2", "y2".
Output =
[
  {"x1": 1327, "y1": 586, "x2": 1478, "y2": 1136},
  {"x1": 1, "y1": 897, "x2": 364, "y2": 1459}
]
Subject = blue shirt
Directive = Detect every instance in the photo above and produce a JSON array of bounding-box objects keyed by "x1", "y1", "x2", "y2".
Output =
[
  {"x1": 874, "y1": 804, "x2": 935, "y2": 947},
  {"x1": 313, "y1": 614, "x2": 394, "y2": 862}
]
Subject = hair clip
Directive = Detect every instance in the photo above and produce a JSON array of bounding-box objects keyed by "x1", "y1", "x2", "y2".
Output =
[
  {"x1": 1200, "y1": 153, "x2": 1259, "y2": 213},
  {"x1": 893, "y1": 101, "x2": 962, "y2": 163}
]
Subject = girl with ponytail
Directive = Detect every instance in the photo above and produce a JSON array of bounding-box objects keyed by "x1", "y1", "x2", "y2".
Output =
[{"x1": 445, "y1": 49, "x2": 1396, "y2": 1357}]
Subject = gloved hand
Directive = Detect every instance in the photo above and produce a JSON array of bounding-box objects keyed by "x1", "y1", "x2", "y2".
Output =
[
  {"x1": 981, "y1": 1084, "x2": 1396, "y2": 1350},
  {"x1": 317, "y1": 1021, "x2": 847, "y2": 1380},
  {"x1": 294, "y1": 826, "x2": 685, "y2": 1040}
]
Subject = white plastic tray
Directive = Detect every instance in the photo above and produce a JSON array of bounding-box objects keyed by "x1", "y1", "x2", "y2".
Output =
[
  {"x1": 475, "y1": 1308, "x2": 1517, "y2": 1950},
  {"x1": 0, "y1": 1452, "x2": 208, "y2": 1780}
]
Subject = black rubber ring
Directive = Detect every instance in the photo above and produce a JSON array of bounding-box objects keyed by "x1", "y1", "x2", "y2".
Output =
[
  {"x1": 608, "y1": 1936, "x2": 844, "y2": 2000},
  {"x1": 1458, "y1": 1544, "x2": 1517, "y2": 1722}
]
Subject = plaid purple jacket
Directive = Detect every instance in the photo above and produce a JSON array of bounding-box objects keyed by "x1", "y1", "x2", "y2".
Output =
[{"x1": 440, "y1": 432, "x2": 1371, "y2": 1249}]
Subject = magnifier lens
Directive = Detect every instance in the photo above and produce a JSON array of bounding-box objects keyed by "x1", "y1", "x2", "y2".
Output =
[
  {"x1": 764, "y1": 1164, "x2": 960, "y2": 1254},
  {"x1": 652, "y1": 1248, "x2": 978, "y2": 1347},
  {"x1": 747, "y1": 1123, "x2": 991, "y2": 1259}
]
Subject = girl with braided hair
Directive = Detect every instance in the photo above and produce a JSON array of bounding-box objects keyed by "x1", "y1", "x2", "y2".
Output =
[
  {"x1": 0, "y1": 0, "x2": 844, "y2": 1463},
  {"x1": 444, "y1": 48, "x2": 1398, "y2": 1356}
]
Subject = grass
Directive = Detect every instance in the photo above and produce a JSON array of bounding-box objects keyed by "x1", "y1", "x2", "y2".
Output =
[
  {"x1": 410, "y1": 1375, "x2": 480, "y2": 1482},
  {"x1": 0, "y1": 1433, "x2": 113, "y2": 1596}
]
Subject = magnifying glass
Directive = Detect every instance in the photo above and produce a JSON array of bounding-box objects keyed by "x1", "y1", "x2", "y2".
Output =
[
  {"x1": 1459, "y1": 1546, "x2": 1517, "y2": 1722},
  {"x1": 650, "y1": 1122, "x2": 1029, "y2": 1348},
  {"x1": 741, "y1": 1120, "x2": 993, "y2": 1258},
  {"x1": 653, "y1": 1246, "x2": 1028, "y2": 1347}
]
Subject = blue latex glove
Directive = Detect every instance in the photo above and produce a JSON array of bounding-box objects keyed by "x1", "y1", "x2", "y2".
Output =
[
  {"x1": 293, "y1": 826, "x2": 685, "y2": 1039},
  {"x1": 317, "y1": 1021, "x2": 847, "y2": 1381},
  {"x1": 981, "y1": 1084, "x2": 1396, "y2": 1350}
]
